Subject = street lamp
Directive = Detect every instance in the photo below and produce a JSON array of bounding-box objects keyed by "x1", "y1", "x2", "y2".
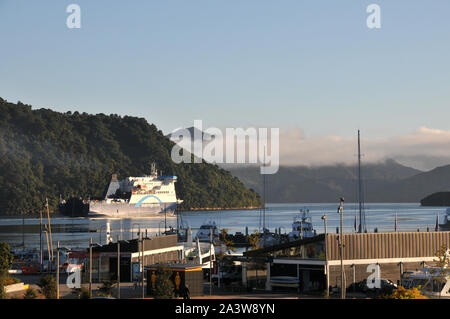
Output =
[
  {"x1": 337, "y1": 197, "x2": 345, "y2": 299},
  {"x1": 321, "y1": 214, "x2": 329, "y2": 297}
]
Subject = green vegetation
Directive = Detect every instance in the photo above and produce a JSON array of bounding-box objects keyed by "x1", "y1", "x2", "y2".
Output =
[
  {"x1": 0, "y1": 98, "x2": 262, "y2": 215},
  {"x1": 153, "y1": 265, "x2": 175, "y2": 299},
  {"x1": 420, "y1": 192, "x2": 450, "y2": 206},
  {"x1": 0, "y1": 278, "x2": 5, "y2": 299},
  {"x1": 0, "y1": 243, "x2": 13, "y2": 277},
  {"x1": 38, "y1": 275, "x2": 57, "y2": 299}
]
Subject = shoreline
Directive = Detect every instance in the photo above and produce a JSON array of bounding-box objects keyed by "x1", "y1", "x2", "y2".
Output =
[{"x1": 177, "y1": 206, "x2": 263, "y2": 212}]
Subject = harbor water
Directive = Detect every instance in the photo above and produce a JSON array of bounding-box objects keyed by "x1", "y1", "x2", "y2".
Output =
[{"x1": 0, "y1": 203, "x2": 447, "y2": 250}]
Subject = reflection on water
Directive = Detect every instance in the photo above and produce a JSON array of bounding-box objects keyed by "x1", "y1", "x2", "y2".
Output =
[{"x1": 0, "y1": 203, "x2": 447, "y2": 250}]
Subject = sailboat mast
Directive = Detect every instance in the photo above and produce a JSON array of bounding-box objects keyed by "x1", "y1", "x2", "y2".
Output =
[
  {"x1": 263, "y1": 146, "x2": 266, "y2": 248},
  {"x1": 357, "y1": 130, "x2": 365, "y2": 233}
]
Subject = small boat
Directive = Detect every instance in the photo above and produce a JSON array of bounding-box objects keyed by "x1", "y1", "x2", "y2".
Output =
[
  {"x1": 402, "y1": 267, "x2": 450, "y2": 297},
  {"x1": 439, "y1": 208, "x2": 450, "y2": 230},
  {"x1": 288, "y1": 208, "x2": 316, "y2": 240},
  {"x1": 195, "y1": 221, "x2": 220, "y2": 242}
]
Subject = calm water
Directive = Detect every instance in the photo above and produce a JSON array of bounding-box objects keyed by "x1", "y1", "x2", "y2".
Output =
[{"x1": 0, "y1": 203, "x2": 447, "y2": 250}]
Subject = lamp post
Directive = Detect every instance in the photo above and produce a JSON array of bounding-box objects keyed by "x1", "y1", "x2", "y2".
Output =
[
  {"x1": 140, "y1": 232, "x2": 145, "y2": 299},
  {"x1": 56, "y1": 241, "x2": 60, "y2": 299},
  {"x1": 40, "y1": 210, "x2": 43, "y2": 272},
  {"x1": 89, "y1": 238, "x2": 92, "y2": 298},
  {"x1": 117, "y1": 235, "x2": 120, "y2": 299},
  {"x1": 209, "y1": 227, "x2": 212, "y2": 296},
  {"x1": 321, "y1": 214, "x2": 329, "y2": 297},
  {"x1": 337, "y1": 198, "x2": 345, "y2": 299}
]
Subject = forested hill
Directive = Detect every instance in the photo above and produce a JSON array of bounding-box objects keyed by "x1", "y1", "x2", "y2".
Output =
[{"x1": 0, "y1": 98, "x2": 262, "y2": 215}]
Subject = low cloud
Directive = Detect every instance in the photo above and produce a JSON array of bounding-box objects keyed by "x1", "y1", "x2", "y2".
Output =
[
  {"x1": 279, "y1": 126, "x2": 450, "y2": 170},
  {"x1": 169, "y1": 125, "x2": 450, "y2": 171}
]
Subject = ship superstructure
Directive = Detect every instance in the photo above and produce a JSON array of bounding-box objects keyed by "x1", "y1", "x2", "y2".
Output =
[{"x1": 89, "y1": 163, "x2": 182, "y2": 217}]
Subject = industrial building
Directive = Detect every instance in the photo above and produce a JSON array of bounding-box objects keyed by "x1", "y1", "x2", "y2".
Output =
[
  {"x1": 85, "y1": 234, "x2": 183, "y2": 282},
  {"x1": 243, "y1": 231, "x2": 450, "y2": 294}
]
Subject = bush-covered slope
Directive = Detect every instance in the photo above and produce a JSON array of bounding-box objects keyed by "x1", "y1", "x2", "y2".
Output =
[{"x1": 0, "y1": 98, "x2": 262, "y2": 215}]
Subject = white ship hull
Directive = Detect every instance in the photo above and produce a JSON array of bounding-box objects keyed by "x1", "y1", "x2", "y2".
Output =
[{"x1": 89, "y1": 202, "x2": 177, "y2": 218}]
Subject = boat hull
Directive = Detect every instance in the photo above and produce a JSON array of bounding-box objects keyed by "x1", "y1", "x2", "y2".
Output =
[{"x1": 88, "y1": 201, "x2": 177, "y2": 218}]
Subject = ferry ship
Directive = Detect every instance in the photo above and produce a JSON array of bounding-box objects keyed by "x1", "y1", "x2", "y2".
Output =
[{"x1": 89, "y1": 163, "x2": 183, "y2": 217}]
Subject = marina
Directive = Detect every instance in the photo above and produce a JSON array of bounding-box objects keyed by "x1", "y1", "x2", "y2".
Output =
[{"x1": 0, "y1": 203, "x2": 447, "y2": 250}]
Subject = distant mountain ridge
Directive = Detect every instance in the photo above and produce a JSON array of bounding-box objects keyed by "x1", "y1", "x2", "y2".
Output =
[{"x1": 225, "y1": 160, "x2": 450, "y2": 203}]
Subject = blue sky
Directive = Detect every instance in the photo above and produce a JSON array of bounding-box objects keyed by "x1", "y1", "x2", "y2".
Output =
[{"x1": 0, "y1": 1, "x2": 449, "y2": 152}]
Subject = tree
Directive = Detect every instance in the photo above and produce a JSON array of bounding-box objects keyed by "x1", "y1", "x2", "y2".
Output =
[
  {"x1": 430, "y1": 244, "x2": 450, "y2": 298},
  {"x1": 248, "y1": 229, "x2": 260, "y2": 250},
  {"x1": 386, "y1": 286, "x2": 428, "y2": 299},
  {"x1": 153, "y1": 265, "x2": 175, "y2": 299},
  {"x1": 0, "y1": 277, "x2": 5, "y2": 299},
  {"x1": 38, "y1": 275, "x2": 57, "y2": 299},
  {"x1": 0, "y1": 242, "x2": 13, "y2": 276},
  {"x1": 219, "y1": 228, "x2": 236, "y2": 255}
]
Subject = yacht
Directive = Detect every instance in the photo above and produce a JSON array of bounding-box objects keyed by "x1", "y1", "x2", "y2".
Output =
[
  {"x1": 402, "y1": 267, "x2": 450, "y2": 297},
  {"x1": 195, "y1": 221, "x2": 220, "y2": 243},
  {"x1": 439, "y1": 208, "x2": 450, "y2": 230},
  {"x1": 288, "y1": 208, "x2": 316, "y2": 240}
]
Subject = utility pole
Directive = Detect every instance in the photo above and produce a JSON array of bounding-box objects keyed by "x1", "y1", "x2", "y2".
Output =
[
  {"x1": 141, "y1": 233, "x2": 145, "y2": 299},
  {"x1": 352, "y1": 264, "x2": 356, "y2": 293},
  {"x1": 56, "y1": 241, "x2": 60, "y2": 299},
  {"x1": 209, "y1": 227, "x2": 212, "y2": 296},
  {"x1": 43, "y1": 229, "x2": 50, "y2": 272},
  {"x1": 22, "y1": 211, "x2": 25, "y2": 251},
  {"x1": 321, "y1": 215, "x2": 329, "y2": 297},
  {"x1": 89, "y1": 238, "x2": 92, "y2": 298},
  {"x1": 338, "y1": 198, "x2": 346, "y2": 299},
  {"x1": 45, "y1": 198, "x2": 54, "y2": 263},
  {"x1": 117, "y1": 235, "x2": 120, "y2": 299},
  {"x1": 164, "y1": 204, "x2": 167, "y2": 234},
  {"x1": 40, "y1": 210, "x2": 43, "y2": 272}
]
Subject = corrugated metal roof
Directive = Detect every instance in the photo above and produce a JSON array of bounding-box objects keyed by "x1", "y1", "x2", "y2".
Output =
[{"x1": 326, "y1": 231, "x2": 450, "y2": 261}]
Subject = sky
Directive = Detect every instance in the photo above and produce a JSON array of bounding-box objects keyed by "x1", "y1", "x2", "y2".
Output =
[{"x1": 1, "y1": 1, "x2": 450, "y2": 170}]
